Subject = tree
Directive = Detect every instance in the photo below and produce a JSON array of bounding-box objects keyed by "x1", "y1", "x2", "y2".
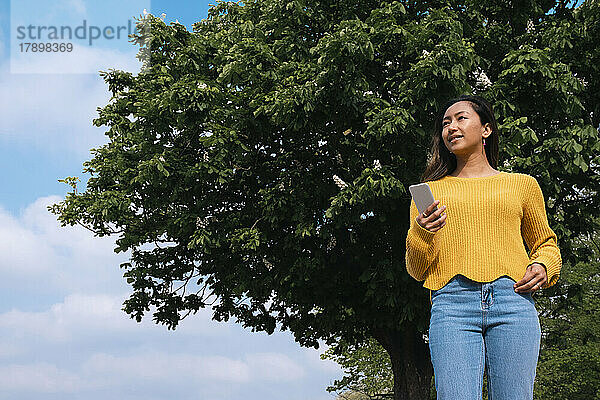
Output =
[
  {"x1": 49, "y1": 1, "x2": 600, "y2": 399},
  {"x1": 335, "y1": 390, "x2": 374, "y2": 400},
  {"x1": 321, "y1": 336, "x2": 394, "y2": 399}
]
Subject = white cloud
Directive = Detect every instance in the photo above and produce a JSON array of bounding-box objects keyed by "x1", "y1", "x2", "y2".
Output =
[
  {"x1": 0, "y1": 292, "x2": 233, "y2": 344},
  {"x1": 0, "y1": 202, "x2": 59, "y2": 275},
  {"x1": 83, "y1": 352, "x2": 250, "y2": 382},
  {"x1": 19, "y1": 195, "x2": 116, "y2": 256},
  {"x1": 0, "y1": 196, "x2": 126, "y2": 293},
  {"x1": 82, "y1": 351, "x2": 304, "y2": 383},
  {"x1": 0, "y1": 293, "x2": 133, "y2": 342},
  {"x1": 0, "y1": 362, "x2": 91, "y2": 393},
  {"x1": 0, "y1": 351, "x2": 306, "y2": 395},
  {"x1": 245, "y1": 352, "x2": 306, "y2": 381}
]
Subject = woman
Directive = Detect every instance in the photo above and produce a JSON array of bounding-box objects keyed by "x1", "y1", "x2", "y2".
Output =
[{"x1": 405, "y1": 94, "x2": 562, "y2": 399}]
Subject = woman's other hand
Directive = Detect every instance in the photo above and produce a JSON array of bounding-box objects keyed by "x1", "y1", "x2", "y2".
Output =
[
  {"x1": 416, "y1": 199, "x2": 447, "y2": 232},
  {"x1": 514, "y1": 263, "x2": 548, "y2": 293}
]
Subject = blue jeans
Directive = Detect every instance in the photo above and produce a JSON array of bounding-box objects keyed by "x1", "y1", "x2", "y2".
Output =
[{"x1": 428, "y1": 274, "x2": 541, "y2": 400}]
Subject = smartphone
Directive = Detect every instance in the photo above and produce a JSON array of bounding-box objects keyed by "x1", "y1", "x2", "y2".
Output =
[{"x1": 408, "y1": 182, "x2": 438, "y2": 216}]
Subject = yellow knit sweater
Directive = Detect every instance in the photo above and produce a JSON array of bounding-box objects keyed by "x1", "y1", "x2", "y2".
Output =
[{"x1": 405, "y1": 171, "x2": 562, "y2": 297}]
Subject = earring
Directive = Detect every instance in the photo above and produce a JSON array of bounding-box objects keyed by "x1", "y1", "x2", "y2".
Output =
[{"x1": 483, "y1": 137, "x2": 486, "y2": 146}]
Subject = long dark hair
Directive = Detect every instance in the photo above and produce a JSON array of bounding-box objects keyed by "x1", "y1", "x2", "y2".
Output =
[{"x1": 421, "y1": 94, "x2": 500, "y2": 182}]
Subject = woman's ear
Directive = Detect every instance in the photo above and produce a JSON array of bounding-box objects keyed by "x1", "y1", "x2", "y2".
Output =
[{"x1": 483, "y1": 123, "x2": 491, "y2": 136}]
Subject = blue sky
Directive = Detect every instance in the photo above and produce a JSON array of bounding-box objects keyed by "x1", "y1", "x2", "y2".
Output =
[{"x1": 0, "y1": 1, "x2": 342, "y2": 399}]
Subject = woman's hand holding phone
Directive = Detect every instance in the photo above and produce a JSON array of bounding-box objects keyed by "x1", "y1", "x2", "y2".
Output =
[{"x1": 416, "y1": 199, "x2": 447, "y2": 232}]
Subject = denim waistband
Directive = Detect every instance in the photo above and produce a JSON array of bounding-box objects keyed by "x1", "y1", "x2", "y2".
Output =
[{"x1": 429, "y1": 274, "x2": 520, "y2": 306}]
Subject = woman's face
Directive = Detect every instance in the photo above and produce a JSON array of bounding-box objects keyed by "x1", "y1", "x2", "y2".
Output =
[{"x1": 441, "y1": 101, "x2": 489, "y2": 154}]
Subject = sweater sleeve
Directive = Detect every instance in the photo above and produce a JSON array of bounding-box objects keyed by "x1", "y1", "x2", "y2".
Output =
[
  {"x1": 521, "y1": 176, "x2": 562, "y2": 289},
  {"x1": 405, "y1": 200, "x2": 437, "y2": 281}
]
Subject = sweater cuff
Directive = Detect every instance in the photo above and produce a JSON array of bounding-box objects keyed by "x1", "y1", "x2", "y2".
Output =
[{"x1": 410, "y1": 216, "x2": 436, "y2": 244}]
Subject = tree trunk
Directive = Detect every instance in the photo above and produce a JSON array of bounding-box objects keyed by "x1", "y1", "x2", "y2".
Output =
[{"x1": 373, "y1": 324, "x2": 433, "y2": 400}]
